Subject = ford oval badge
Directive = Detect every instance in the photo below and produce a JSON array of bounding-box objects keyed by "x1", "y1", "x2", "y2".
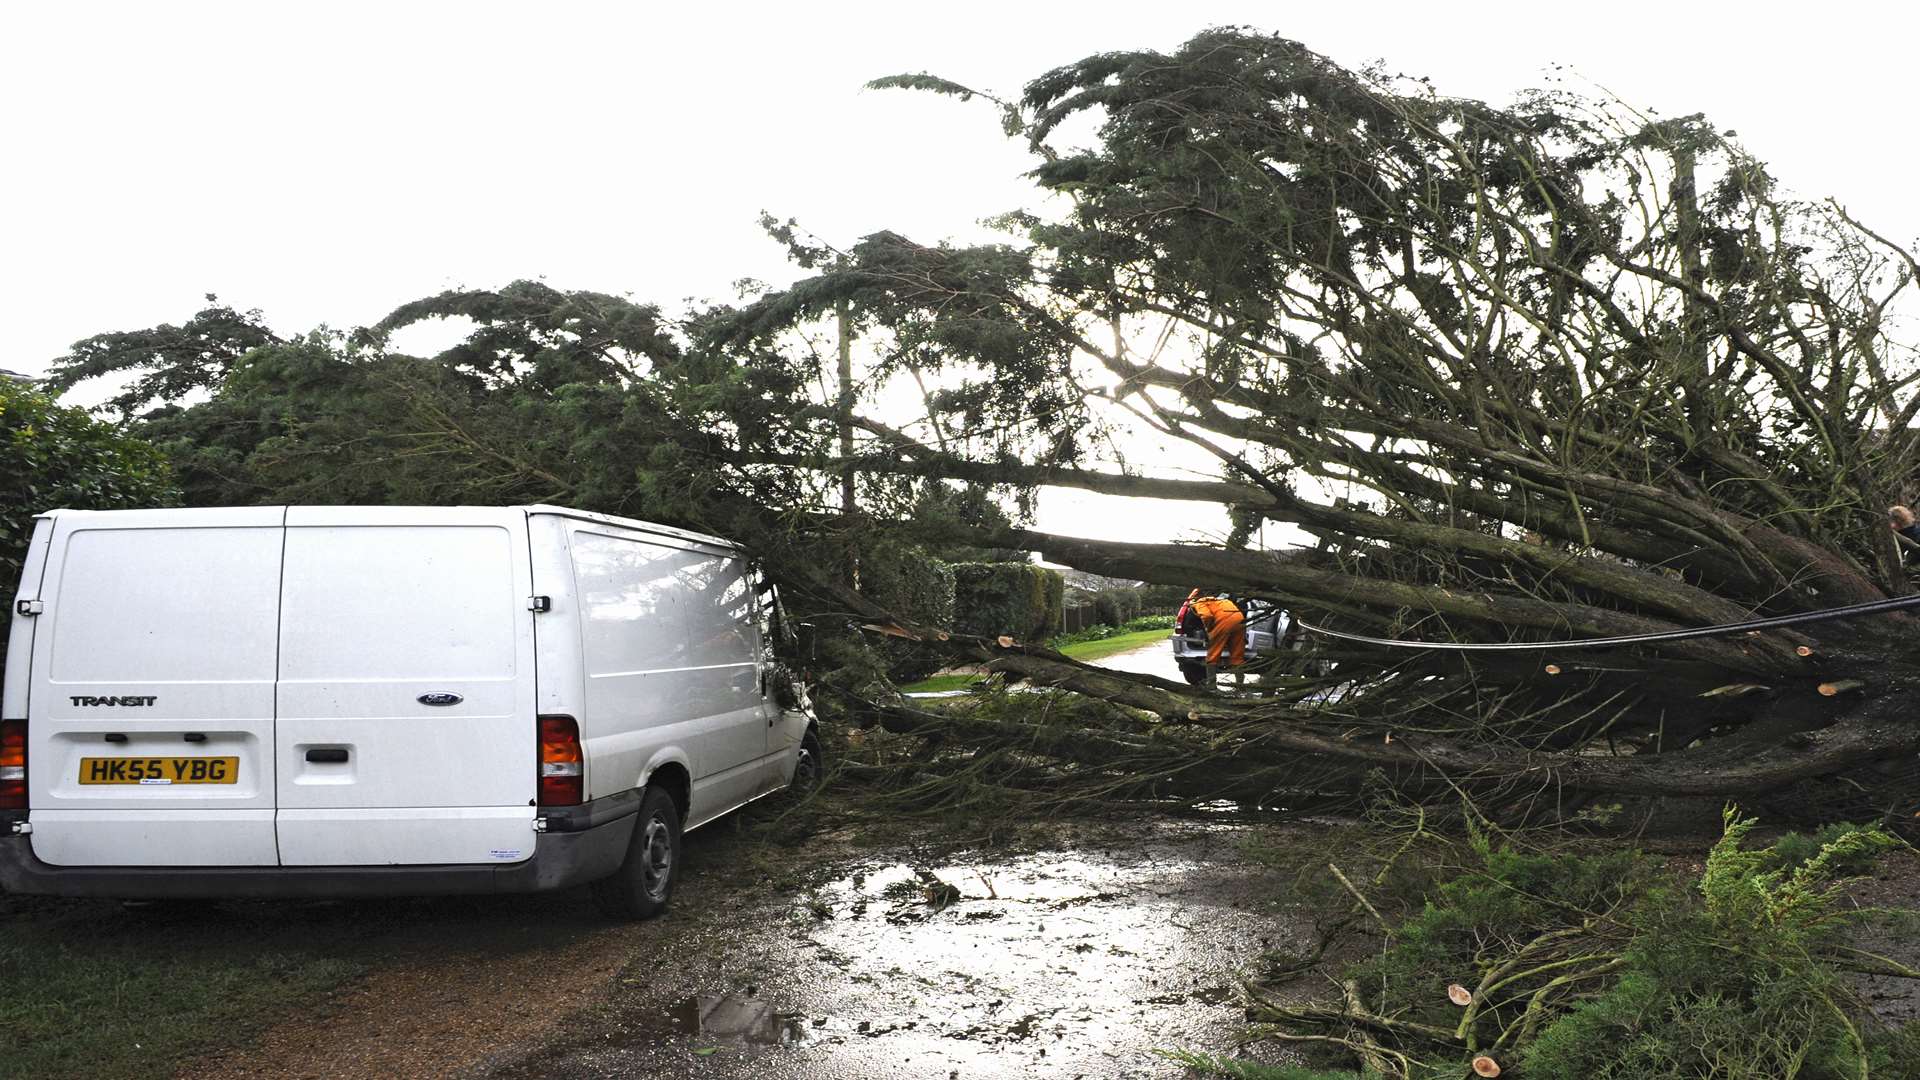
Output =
[{"x1": 418, "y1": 692, "x2": 463, "y2": 707}]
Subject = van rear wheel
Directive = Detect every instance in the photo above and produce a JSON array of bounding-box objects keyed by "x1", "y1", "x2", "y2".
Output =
[{"x1": 592, "y1": 786, "x2": 682, "y2": 920}]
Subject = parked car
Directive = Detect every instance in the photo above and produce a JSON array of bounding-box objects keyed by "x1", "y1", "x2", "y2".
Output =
[
  {"x1": 0, "y1": 504, "x2": 818, "y2": 919},
  {"x1": 1171, "y1": 593, "x2": 1298, "y2": 685}
]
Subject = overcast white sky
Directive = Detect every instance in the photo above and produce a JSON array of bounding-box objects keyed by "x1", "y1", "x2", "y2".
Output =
[{"x1": 5, "y1": 1, "x2": 1916, "y2": 544}]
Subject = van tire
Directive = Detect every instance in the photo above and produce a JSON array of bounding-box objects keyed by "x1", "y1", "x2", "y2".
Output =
[
  {"x1": 790, "y1": 729, "x2": 824, "y2": 795},
  {"x1": 592, "y1": 785, "x2": 683, "y2": 920}
]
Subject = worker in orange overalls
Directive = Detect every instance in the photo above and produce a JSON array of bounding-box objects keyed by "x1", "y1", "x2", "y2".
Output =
[{"x1": 1185, "y1": 589, "x2": 1247, "y2": 667}]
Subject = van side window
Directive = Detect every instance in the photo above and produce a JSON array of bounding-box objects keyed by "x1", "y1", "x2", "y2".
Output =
[
  {"x1": 684, "y1": 560, "x2": 757, "y2": 667},
  {"x1": 571, "y1": 531, "x2": 697, "y2": 673}
]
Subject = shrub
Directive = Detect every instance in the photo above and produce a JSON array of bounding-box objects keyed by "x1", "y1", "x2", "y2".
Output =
[
  {"x1": 1046, "y1": 614, "x2": 1175, "y2": 650},
  {"x1": 1522, "y1": 813, "x2": 1911, "y2": 1080},
  {"x1": 1253, "y1": 811, "x2": 1919, "y2": 1080},
  {"x1": 1156, "y1": 1052, "x2": 1377, "y2": 1080},
  {"x1": 860, "y1": 546, "x2": 955, "y2": 629},
  {"x1": 1047, "y1": 623, "x2": 1128, "y2": 649},
  {"x1": 857, "y1": 546, "x2": 955, "y2": 683},
  {"x1": 1137, "y1": 581, "x2": 1192, "y2": 610},
  {"x1": 1, "y1": 380, "x2": 178, "y2": 669},
  {"x1": 1090, "y1": 586, "x2": 1141, "y2": 627},
  {"x1": 951, "y1": 561, "x2": 1063, "y2": 641},
  {"x1": 1, "y1": 379, "x2": 178, "y2": 586}
]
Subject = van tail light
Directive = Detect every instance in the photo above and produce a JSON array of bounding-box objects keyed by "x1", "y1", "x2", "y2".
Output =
[
  {"x1": 0, "y1": 719, "x2": 25, "y2": 811},
  {"x1": 538, "y1": 715, "x2": 583, "y2": 806}
]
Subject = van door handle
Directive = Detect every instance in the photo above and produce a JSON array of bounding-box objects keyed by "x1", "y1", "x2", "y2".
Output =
[{"x1": 305, "y1": 748, "x2": 349, "y2": 763}]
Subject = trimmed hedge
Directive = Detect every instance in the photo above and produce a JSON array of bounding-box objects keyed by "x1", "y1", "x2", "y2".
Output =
[
  {"x1": 952, "y1": 561, "x2": 1064, "y2": 642},
  {"x1": 861, "y1": 545, "x2": 956, "y2": 630},
  {"x1": 858, "y1": 546, "x2": 956, "y2": 683}
]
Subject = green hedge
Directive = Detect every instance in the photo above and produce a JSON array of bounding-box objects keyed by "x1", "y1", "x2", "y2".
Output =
[
  {"x1": 858, "y1": 546, "x2": 956, "y2": 683},
  {"x1": 861, "y1": 546, "x2": 956, "y2": 629},
  {"x1": 951, "y1": 561, "x2": 1064, "y2": 642}
]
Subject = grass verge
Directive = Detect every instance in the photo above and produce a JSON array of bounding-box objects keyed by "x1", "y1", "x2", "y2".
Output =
[
  {"x1": 899, "y1": 628, "x2": 1171, "y2": 693},
  {"x1": 1059, "y1": 628, "x2": 1170, "y2": 662},
  {"x1": 0, "y1": 897, "x2": 367, "y2": 1080},
  {"x1": 898, "y1": 672, "x2": 987, "y2": 694}
]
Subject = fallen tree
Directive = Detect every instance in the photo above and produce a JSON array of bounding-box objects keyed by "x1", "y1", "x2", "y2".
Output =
[
  {"x1": 715, "y1": 31, "x2": 1920, "y2": 823},
  {"x1": 40, "y1": 31, "x2": 1920, "y2": 826}
]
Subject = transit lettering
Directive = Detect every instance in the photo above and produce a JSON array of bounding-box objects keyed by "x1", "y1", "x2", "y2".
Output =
[{"x1": 68, "y1": 696, "x2": 158, "y2": 707}]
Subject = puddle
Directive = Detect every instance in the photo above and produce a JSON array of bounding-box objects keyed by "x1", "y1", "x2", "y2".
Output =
[
  {"x1": 650, "y1": 993, "x2": 810, "y2": 1046},
  {"x1": 492, "y1": 821, "x2": 1312, "y2": 1079},
  {"x1": 784, "y1": 848, "x2": 1238, "y2": 1069}
]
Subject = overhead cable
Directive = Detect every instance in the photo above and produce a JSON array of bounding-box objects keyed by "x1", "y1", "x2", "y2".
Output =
[{"x1": 1294, "y1": 592, "x2": 1920, "y2": 652}]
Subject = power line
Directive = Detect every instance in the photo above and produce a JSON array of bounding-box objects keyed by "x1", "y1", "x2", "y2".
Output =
[{"x1": 1295, "y1": 592, "x2": 1920, "y2": 652}]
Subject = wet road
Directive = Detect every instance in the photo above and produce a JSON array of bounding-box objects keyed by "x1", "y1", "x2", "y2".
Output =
[
  {"x1": 1090, "y1": 638, "x2": 1182, "y2": 679},
  {"x1": 489, "y1": 819, "x2": 1308, "y2": 1080}
]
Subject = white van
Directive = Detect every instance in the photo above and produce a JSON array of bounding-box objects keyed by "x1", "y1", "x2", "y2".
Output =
[{"x1": 0, "y1": 505, "x2": 820, "y2": 919}]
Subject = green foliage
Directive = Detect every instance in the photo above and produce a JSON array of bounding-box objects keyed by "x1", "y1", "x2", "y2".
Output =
[
  {"x1": 1155, "y1": 1051, "x2": 1375, "y2": 1080},
  {"x1": 1699, "y1": 809, "x2": 1902, "y2": 939},
  {"x1": 362, "y1": 280, "x2": 680, "y2": 391},
  {"x1": 28, "y1": 280, "x2": 1060, "y2": 697},
  {"x1": 70, "y1": 282, "x2": 842, "y2": 542},
  {"x1": 42, "y1": 296, "x2": 280, "y2": 419},
  {"x1": 865, "y1": 72, "x2": 981, "y2": 102},
  {"x1": 860, "y1": 547, "x2": 955, "y2": 630},
  {"x1": 714, "y1": 224, "x2": 1099, "y2": 482},
  {"x1": 1085, "y1": 585, "x2": 1142, "y2": 627},
  {"x1": 0, "y1": 377, "x2": 178, "y2": 612},
  {"x1": 1136, "y1": 582, "x2": 1192, "y2": 611},
  {"x1": 1346, "y1": 842, "x2": 1651, "y2": 1054},
  {"x1": 1522, "y1": 813, "x2": 1911, "y2": 1080},
  {"x1": 951, "y1": 561, "x2": 1063, "y2": 641},
  {"x1": 1049, "y1": 623, "x2": 1129, "y2": 649},
  {"x1": 1047, "y1": 614, "x2": 1173, "y2": 649},
  {"x1": 857, "y1": 546, "x2": 956, "y2": 682},
  {"x1": 811, "y1": 28, "x2": 1920, "y2": 817},
  {"x1": 138, "y1": 336, "x2": 557, "y2": 507},
  {"x1": 1271, "y1": 813, "x2": 1917, "y2": 1080},
  {"x1": 1769, "y1": 822, "x2": 1895, "y2": 879}
]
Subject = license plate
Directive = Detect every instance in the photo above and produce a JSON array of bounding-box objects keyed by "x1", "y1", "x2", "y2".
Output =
[{"x1": 78, "y1": 756, "x2": 240, "y2": 785}]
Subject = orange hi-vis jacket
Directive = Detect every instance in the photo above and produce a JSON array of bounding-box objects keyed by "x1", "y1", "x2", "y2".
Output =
[{"x1": 1189, "y1": 595, "x2": 1246, "y2": 666}]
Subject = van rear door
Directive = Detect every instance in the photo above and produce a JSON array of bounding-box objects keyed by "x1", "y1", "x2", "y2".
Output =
[
  {"x1": 273, "y1": 508, "x2": 536, "y2": 866},
  {"x1": 25, "y1": 508, "x2": 285, "y2": 867}
]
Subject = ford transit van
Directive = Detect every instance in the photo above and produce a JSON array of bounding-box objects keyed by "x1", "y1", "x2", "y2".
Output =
[{"x1": 0, "y1": 505, "x2": 820, "y2": 918}]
